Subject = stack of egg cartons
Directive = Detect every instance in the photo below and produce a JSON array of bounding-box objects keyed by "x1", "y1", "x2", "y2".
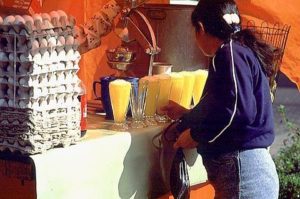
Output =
[{"x1": 0, "y1": 11, "x2": 82, "y2": 154}]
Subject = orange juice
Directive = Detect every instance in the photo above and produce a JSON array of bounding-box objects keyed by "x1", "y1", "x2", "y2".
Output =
[
  {"x1": 155, "y1": 74, "x2": 172, "y2": 115},
  {"x1": 139, "y1": 76, "x2": 160, "y2": 117},
  {"x1": 179, "y1": 71, "x2": 196, "y2": 109},
  {"x1": 109, "y1": 79, "x2": 131, "y2": 123},
  {"x1": 169, "y1": 72, "x2": 184, "y2": 104},
  {"x1": 193, "y1": 69, "x2": 208, "y2": 105}
]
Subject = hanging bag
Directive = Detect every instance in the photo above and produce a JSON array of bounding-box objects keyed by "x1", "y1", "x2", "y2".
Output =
[
  {"x1": 170, "y1": 147, "x2": 190, "y2": 199},
  {"x1": 153, "y1": 121, "x2": 190, "y2": 199}
]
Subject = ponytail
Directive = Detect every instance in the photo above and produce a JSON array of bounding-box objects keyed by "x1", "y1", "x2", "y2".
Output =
[
  {"x1": 191, "y1": 0, "x2": 277, "y2": 78},
  {"x1": 232, "y1": 29, "x2": 277, "y2": 77}
]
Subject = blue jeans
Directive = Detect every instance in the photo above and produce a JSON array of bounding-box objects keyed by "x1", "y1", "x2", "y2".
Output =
[{"x1": 202, "y1": 148, "x2": 279, "y2": 199}]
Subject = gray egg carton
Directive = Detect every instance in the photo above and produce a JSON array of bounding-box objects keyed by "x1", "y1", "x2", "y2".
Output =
[{"x1": 0, "y1": 12, "x2": 83, "y2": 154}]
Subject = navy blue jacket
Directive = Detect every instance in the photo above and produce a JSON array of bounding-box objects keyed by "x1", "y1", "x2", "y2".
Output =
[{"x1": 177, "y1": 40, "x2": 275, "y2": 157}]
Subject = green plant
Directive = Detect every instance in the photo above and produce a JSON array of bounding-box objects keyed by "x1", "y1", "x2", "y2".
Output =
[{"x1": 273, "y1": 105, "x2": 300, "y2": 199}]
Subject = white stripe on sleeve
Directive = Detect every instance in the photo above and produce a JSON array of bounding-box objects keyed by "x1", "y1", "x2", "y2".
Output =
[{"x1": 208, "y1": 39, "x2": 238, "y2": 143}]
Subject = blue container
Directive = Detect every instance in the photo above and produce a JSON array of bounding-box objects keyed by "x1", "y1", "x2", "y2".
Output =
[{"x1": 93, "y1": 76, "x2": 139, "y2": 120}]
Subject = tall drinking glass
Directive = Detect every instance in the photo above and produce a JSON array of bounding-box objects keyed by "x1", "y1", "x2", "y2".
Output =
[
  {"x1": 193, "y1": 69, "x2": 208, "y2": 106},
  {"x1": 130, "y1": 81, "x2": 148, "y2": 128},
  {"x1": 109, "y1": 79, "x2": 131, "y2": 131},
  {"x1": 155, "y1": 74, "x2": 172, "y2": 123},
  {"x1": 139, "y1": 76, "x2": 160, "y2": 126},
  {"x1": 169, "y1": 72, "x2": 184, "y2": 104},
  {"x1": 179, "y1": 71, "x2": 196, "y2": 109}
]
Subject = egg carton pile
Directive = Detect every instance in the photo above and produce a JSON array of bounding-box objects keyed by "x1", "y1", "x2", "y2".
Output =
[{"x1": 0, "y1": 11, "x2": 82, "y2": 154}]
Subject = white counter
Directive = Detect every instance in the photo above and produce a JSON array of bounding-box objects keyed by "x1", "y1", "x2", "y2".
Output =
[{"x1": 3, "y1": 114, "x2": 208, "y2": 199}]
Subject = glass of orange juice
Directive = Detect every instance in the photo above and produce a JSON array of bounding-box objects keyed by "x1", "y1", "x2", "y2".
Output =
[
  {"x1": 169, "y1": 72, "x2": 184, "y2": 104},
  {"x1": 155, "y1": 74, "x2": 172, "y2": 123},
  {"x1": 179, "y1": 71, "x2": 196, "y2": 109},
  {"x1": 139, "y1": 76, "x2": 160, "y2": 126},
  {"x1": 109, "y1": 79, "x2": 131, "y2": 131},
  {"x1": 193, "y1": 69, "x2": 208, "y2": 106}
]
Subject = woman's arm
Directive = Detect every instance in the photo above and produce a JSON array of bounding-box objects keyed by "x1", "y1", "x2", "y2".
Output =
[{"x1": 189, "y1": 43, "x2": 257, "y2": 144}]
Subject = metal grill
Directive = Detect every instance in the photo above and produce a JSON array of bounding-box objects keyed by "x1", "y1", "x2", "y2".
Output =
[{"x1": 243, "y1": 21, "x2": 291, "y2": 101}]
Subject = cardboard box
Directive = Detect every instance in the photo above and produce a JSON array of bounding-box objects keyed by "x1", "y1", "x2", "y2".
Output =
[{"x1": 0, "y1": 0, "x2": 43, "y2": 15}]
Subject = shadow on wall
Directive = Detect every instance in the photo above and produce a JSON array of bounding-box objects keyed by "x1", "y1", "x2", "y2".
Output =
[
  {"x1": 117, "y1": 130, "x2": 166, "y2": 199},
  {"x1": 117, "y1": 128, "x2": 198, "y2": 199},
  {"x1": 277, "y1": 72, "x2": 298, "y2": 88}
]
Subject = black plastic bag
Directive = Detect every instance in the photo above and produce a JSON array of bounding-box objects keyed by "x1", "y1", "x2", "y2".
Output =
[
  {"x1": 170, "y1": 148, "x2": 190, "y2": 199},
  {"x1": 152, "y1": 121, "x2": 190, "y2": 199}
]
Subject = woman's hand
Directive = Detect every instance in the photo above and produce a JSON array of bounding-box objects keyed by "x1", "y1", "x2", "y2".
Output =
[
  {"x1": 161, "y1": 100, "x2": 189, "y2": 120},
  {"x1": 173, "y1": 129, "x2": 198, "y2": 149}
]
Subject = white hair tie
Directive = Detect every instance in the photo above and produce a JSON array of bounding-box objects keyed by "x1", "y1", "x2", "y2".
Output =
[
  {"x1": 223, "y1": 13, "x2": 240, "y2": 25},
  {"x1": 231, "y1": 14, "x2": 240, "y2": 24}
]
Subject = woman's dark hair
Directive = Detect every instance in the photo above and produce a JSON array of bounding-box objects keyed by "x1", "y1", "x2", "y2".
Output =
[{"x1": 191, "y1": 0, "x2": 276, "y2": 77}]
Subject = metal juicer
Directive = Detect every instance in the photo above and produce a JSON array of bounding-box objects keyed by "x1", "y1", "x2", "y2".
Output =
[{"x1": 107, "y1": 1, "x2": 161, "y2": 77}]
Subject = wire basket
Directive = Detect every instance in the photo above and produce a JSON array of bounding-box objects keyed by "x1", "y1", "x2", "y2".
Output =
[{"x1": 243, "y1": 21, "x2": 291, "y2": 101}]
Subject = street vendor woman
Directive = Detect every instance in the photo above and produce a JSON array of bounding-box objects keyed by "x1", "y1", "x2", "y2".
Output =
[{"x1": 161, "y1": 0, "x2": 279, "y2": 198}]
